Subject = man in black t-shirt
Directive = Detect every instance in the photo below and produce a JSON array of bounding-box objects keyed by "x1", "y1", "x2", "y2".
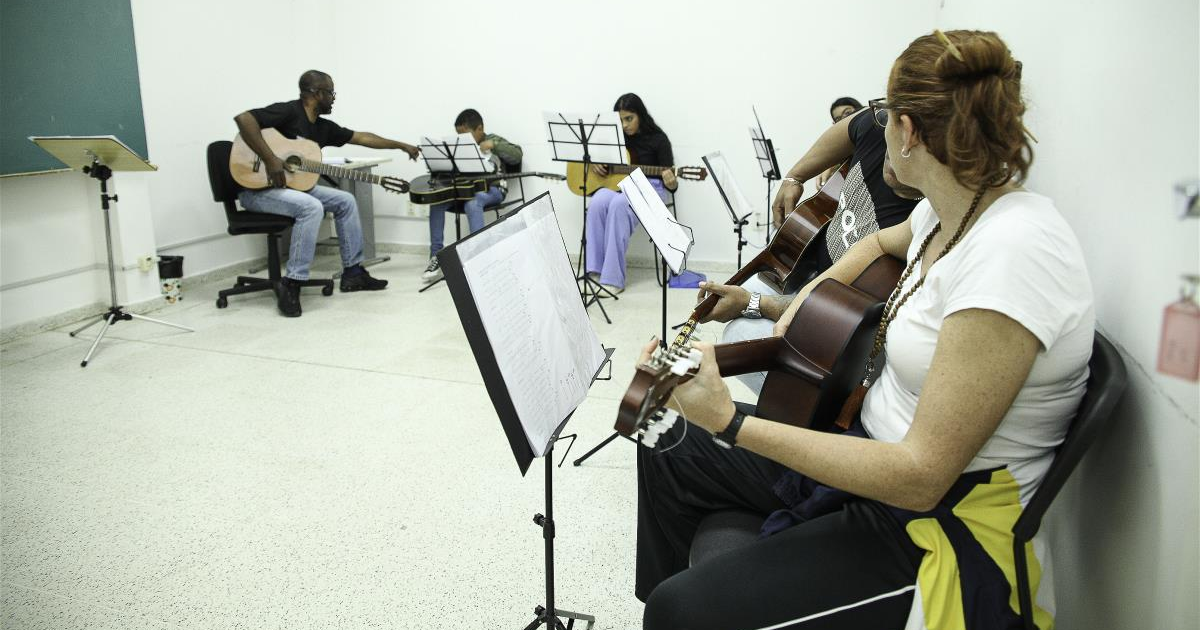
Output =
[
  {"x1": 234, "y1": 69, "x2": 419, "y2": 317},
  {"x1": 699, "y1": 108, "x2": 921, "y2": 394}
]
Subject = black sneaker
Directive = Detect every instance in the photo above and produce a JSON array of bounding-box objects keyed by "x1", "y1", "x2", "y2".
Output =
[
  {"x1": 276, "y1": 277, "x2": 302, "y2": 317},
  {"x1": 340, "y1": 268, "x2": 389, "y2": 292},
  {"x1": 420, "y1": 257, "x2": 443, "y2": 283}
]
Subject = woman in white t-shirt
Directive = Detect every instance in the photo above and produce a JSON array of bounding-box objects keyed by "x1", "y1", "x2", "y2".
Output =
[{"x1": 634, "y1": 30, "x2": 1093, "y2": 630}]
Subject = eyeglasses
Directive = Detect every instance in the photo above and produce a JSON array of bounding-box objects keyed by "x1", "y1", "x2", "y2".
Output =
[
  {"x1": 868, "y1": 98, "x2": 889, "y2": 128},
  {"x1": 309, "y1": 88, "x2": 336, "y2": 98}
]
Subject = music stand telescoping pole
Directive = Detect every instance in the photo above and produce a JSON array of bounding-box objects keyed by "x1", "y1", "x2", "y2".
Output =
[
  {"x1": 573, "y1": 169, "x2": 693, "y2": 467},
  {"x1": 439, "y1": 193, "x2": 610, "y2": 630},
  {"x1": 29, "y1": 136, "x2": 195, "y2": 367},
  {"x1": 751, "y1": 107, "x2": 782, "y2": 243},
  {"x1": 701, "y1": 153, "x2": 754, "y2": 268},
  {"x1": 543, "y1": 112, "x2": 627, "y2": 324},
  {"x1": 418, "y1": 134, "x2": 492, "y2": 293}
]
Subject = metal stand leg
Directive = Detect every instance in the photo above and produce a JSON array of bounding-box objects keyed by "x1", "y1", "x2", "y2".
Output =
[
  {"x1": 128, "y1": 312, "x2": 197, "y2": 333},
  {"x1": 79, "y1": 313, "x2": 117, "y2": 368}
]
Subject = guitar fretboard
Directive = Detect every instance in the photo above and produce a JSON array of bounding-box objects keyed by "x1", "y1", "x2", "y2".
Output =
[
  {"x1": 298, "y1": 159, "x2": 382, "y2": 185},
  {"x1": 612, "y1": 164, "x2": 671, "y2": 177}
]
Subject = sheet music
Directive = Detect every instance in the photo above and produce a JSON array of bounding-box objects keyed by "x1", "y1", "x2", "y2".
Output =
[
  {"x1": 456, "y1": 195, "x2": 606, "y2": 456},
  {"x1": 703, "y1": 151, "x2": 754, "y2": 218},
  {"x1": 542, "y1": 111, "x2": 627, "y2": 165},
  {"x1": 619, "y1": 169, "x2": 693, "y2": 274},
  {"x1": 419, "y1": 133, "x2": 493, "y2": 173}
]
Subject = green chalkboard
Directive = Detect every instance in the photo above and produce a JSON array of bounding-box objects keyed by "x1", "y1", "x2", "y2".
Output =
[{"x1": 0, "y1": 0, "x2": 148, "y2": 176}]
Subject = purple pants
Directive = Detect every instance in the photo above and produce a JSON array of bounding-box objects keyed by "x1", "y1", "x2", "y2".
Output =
[{"x1": 585, "y1": 179, "x2": 667, "y2": 289}]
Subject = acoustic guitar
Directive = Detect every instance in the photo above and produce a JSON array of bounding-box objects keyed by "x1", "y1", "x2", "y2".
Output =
[
  {"x1": 229, "y1": 128, "x2": 410, "y2": 194},
  {"x1": 615, "y1": 254, "x2": 903, "y2": 445},
  {"x1": 565, "y1": 158, "x2": 707, "y2": 196},
  {"x1": 408, "y1": 171, "x2": 566, "y2": 205}
]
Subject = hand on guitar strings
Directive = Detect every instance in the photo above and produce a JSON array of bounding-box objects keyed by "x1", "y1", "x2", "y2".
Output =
[
  {"x1": 694, "y1": 281, "x2": 751, "y2": 324},
  {"x1": 266, "y1": 155, "x2": 287, "y2": 188},
  {"x1": 661, "y1": 167, "x2": 678, "y2": 190},
  {"x1": 637, "y1": 338, "x2": 736, "y2": 436},
  {"x1": 590, "y1": 164, "x2": 609, "y2": 177}
]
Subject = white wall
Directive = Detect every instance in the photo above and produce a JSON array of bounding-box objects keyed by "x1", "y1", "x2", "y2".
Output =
[
  {"x1": 935, "y1": 2, "x2": 1198, "y2": 628},
  {"x1": 1, "y1": 1, "x2": 1196, "y2": 625}
]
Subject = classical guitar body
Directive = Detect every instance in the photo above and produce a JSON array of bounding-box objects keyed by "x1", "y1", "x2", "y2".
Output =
[
  {"x1": 744, "y1": 168, "x2": 845, "y2": 295},
  {"x1": 753, "y1": 255, "x2": 904, "y2": 431},
  {"x1": 408, "y1": 174, "x2": 489, "y2": 205},
  {"x1": 615, "y1": 254, "x2": 903, "y2": 440},
  {"x1": 229, "y1": 128, "x2": 410, "y2": 194},
  {"x1": 563, "y1": 156, "x2": 707, "y2": 197},
  {"x1": 229, "y1": 128, "x2": 321, "y2": 191}
]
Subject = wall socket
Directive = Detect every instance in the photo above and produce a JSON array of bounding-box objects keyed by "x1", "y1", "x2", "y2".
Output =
[{"x1": 137, "y1": 255, "x2": 157, "y2": 272}]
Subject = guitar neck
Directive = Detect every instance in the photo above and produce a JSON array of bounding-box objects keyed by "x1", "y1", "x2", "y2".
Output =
[
  {"x1": 611, "y1": 164, "x2": 672, "y2": 177},
  {"x1": 297, "y1": 159, "x2": 382, "y2": 186}
]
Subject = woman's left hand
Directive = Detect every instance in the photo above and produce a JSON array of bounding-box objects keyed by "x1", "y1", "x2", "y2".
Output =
[
  {"x1": 637, "y1": 339, "x2": 735, "y2": 434},
  {"x1": 661, "y1": 167, "x2": 678, "y2": 190}
]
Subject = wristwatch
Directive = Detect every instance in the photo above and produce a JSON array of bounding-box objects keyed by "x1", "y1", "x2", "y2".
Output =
[
  {"x1": 713, "y1": 408, "x2": 747, "y2": 449},
  {"x1": 741, "y1": 292, "x2": 763, "y2": 319}
]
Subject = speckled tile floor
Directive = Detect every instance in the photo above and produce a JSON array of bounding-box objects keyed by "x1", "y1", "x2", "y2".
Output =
[{"x1": 1, "y1": 251, "x2": 753, "y2": 630}]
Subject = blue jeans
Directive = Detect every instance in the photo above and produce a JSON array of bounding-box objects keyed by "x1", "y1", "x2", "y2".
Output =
[
  {"x1": 429, "y1": 186, "x2": 505, "y2": 256},
  {"x1": 238, "y1": 185, "x2": 364, "y2": 281}
]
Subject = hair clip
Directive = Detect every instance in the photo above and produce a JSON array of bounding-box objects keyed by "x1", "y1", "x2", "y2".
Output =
[{"x1": 934, "y1": 29, "x2": 965, "y2": 62}]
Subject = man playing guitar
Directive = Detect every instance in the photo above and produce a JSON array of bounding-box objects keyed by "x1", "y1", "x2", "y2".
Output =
[{"x1": 233, "y1": 69, "x2": 420, "y2": 317}]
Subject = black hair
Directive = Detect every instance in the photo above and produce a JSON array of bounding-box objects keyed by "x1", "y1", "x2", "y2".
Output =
[
  {"x1": 454, "y1": 108, "x2": 484, "y2": 129},
  {"x1": 829, "y1": 96, "x2": 864, "y2": 120},
  {"x1": 299, "y1": 70, "x2": 331, "y2": 95},
  {"x1": 613, "y1": 93, "x2": 662, "y2": 136}
]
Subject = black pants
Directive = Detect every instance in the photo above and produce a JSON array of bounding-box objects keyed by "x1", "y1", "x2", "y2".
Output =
[{"x1": 636, "y1": 415, "x2": 924, "y2": 630}]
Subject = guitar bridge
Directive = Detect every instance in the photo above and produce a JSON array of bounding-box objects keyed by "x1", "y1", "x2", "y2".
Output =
[{"x1": 251, "y1": 156, "x2": 261, "y2": 173}]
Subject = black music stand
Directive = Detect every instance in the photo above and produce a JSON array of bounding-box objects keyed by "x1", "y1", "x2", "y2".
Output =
[
  {"x1": 418, "y1": 134, "x2": 492, "y2": 293},
  {"x1": 751, "y1": 106, "x2": 781, "y2": 241},
  {"x1": 702, "y1": 151, "x2": 754, "y2": 268},
  {"x1": 544, "y1": 111, "x2": 627, "y2": 324},
  {"x1": 572, "y1": 170, "x2": 692, "y2": 467},
  {"x1": 439, "y1": 192, "x2": 611, "y2": 630},
  {"x1": 30, "y1": 135, "x2": 194, "y2": 367}
]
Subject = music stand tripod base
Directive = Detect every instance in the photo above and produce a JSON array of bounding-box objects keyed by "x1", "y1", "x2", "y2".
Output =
[{"x1": 29, "y1": 136, "x2": 194, "y2": 367}]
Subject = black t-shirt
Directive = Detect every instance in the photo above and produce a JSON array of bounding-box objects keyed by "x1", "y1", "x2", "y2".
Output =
[
  {"x1": 626, "y1": 128, "x2": 673, "y2": 168},
  {"x1": 815, "y1": 110, "x2": 918, "y2": 270},
  {"x1": 248, "y1": 100, "x2": 354, "y2": 148}
]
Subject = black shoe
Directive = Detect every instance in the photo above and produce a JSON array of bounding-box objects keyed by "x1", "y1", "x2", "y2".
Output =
[
  {"x1": 276, "y1": 277, "x2": 302, "y2": 317},
  {"x1": 340, "y1": 268, "x2": 389, "y2": 292}
]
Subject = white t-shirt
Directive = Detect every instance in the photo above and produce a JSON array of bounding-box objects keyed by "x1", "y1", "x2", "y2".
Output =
[{"x1": 860, "y1": 191, "x2": 1094, "y2": 503}]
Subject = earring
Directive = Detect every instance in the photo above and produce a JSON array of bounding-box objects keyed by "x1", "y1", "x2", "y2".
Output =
[{"x1": 901, "y1": 146, "x2": 912, "y2": 159}]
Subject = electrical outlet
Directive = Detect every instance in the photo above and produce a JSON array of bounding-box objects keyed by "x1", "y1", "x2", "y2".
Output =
[{"x1": 137, "y1": 255, "x2": 157, "y2": 272}]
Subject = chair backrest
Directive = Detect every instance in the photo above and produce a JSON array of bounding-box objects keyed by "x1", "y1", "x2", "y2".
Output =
[
  {"x1": 206, "y1": 140, "x2": 242, "y2": 203},
  {"x1": 1013, "y1": 331, "x2": 1127, "y2": 542},
  {"x1": 1011, "y1": 330, "x2": 1127, "y2": 630}
]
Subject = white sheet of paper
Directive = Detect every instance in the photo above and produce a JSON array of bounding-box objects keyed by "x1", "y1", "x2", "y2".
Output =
[
  {"x1": 456, "y1": 195, "x2": 607, "y2": 456},
  {"x1": 619, "y1": 169, "x2": 692, "y2": 274},
  {"x1": 542, "y1": 111, "x2": 627, "y2": 165},
  {"x1": 420, "y1": 133, "x2": 492, "y2": 173},
  {"x1": 703, "y1": 151, "x2": 753, "y2": 218}
]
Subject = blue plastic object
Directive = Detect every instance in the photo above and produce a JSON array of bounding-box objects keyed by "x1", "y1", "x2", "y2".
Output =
[{"x1": 668, "y1": 269, "x2": 707, "y2": 288}]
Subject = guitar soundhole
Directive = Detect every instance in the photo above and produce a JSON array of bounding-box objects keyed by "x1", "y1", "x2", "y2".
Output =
[{"x1": 284, "y1": 155, "x2": 302, "y2": 172}]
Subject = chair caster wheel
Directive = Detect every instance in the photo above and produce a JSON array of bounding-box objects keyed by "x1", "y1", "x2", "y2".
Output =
[
  {"x1": 216, "y1": 297, "x2": 228, "y2": 308},
  {"x1": 322, "y1": 285, "x2": 334, "y2": 296}
]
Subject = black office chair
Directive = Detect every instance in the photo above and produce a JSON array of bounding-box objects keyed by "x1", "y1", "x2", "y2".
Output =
[
  {"x1": 688, "y1": 331, "x2": 1128, "y2": 629},
  {"x1": 205, "y1": 141, "x2": 334, "y2": 309}
]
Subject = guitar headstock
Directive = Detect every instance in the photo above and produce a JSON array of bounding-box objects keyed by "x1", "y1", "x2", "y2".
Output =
[
  {"x1": 615, "y1": 345, "x2": 704, "y2": 445},
  {"x1": 676, "y1": 165, "x2": 708, "y2": 182},
  {"x1": 381, "y1": 176, "x2": 410, "y2": 194}
]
